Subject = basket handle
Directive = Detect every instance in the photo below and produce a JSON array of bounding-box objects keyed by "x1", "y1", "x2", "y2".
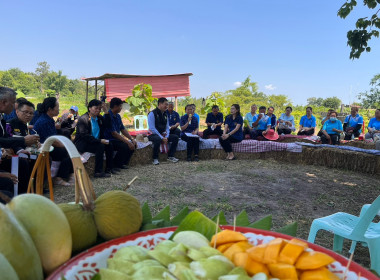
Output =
[{"x1": 42, "y1": 135, "x2": 81, "y2": 158}]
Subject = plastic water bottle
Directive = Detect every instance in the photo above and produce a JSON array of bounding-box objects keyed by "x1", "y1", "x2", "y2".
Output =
[{"x1": 351, "y1": 134, "x2": 354, "y2": 140}]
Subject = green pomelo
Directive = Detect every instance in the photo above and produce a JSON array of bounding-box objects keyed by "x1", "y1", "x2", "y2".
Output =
[
  {"x1": 0, "y1": 204, "x2": 43, "y2": 280},
  {"x1": 0, "y1": 253, "x2": 19, "y2": 280},
  {"x1": 58, "y1": 203, "x2": 97, "y2": 252},
  {"x1": 94, "y1": 191, "x2": 142, "y2": 240},
  {"x1": 7, "y1": 194, "x2": 72, "y2": 275}
]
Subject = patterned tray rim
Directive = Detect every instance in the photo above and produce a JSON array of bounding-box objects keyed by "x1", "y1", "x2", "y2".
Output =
[{"x1": 47, "y1": 225, "x2": 379, "y2": 280}]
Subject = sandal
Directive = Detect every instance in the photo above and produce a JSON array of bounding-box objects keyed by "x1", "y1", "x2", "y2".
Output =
[{"x1": 53, "y1": 177, "x2": 70, "y2": 187}]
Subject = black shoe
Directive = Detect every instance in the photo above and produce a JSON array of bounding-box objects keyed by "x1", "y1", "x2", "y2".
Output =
[
  {"x1": 118, "y1": 165, "x2": 129, "y2": 170},
  {"x1": 194, "y1": 156, "x2": 199, "y2": 162},
  {"x1": 113, "y1": 167, "x2": 121, "y2": 172},
  {"x1": 187, "y1": 157, "x2": 192, "y2": 162},
  {"x1": 94, "y1": 172, "x2": 111, "y2": 178},
  {"x1": 106, "y1": 169, "x2": 119, "y2": 174}
]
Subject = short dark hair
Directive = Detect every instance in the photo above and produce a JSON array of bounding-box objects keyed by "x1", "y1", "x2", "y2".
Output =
[
  {"x1": 0, "y1": 87, "x2": 17, "y2": 101},
  {"x1": 191, "y1": 104, "x2": 196, "y2": 108},
  {"x1": 18, "y1": 100, "x2": 35, "y2": 110},
  {"x1": 268, "y1": 106, "x2": 274, "y2": 111},
  {"x1": 110, "y1": 97, "x2": 123, "y2": 109},
  {"x1": 16, "y1": 97, "x2": 27, "y2": 105},
  {"x1": 259, "y1": 106, "x2": 266, "y2": 111},
  {"x1": 39, "y1": 97, "x2": 57, "y2": 114},
  {"x1": 157, "y1": 97, "x2": 168, "y2": 105},
  {"x1": 330, "y1": 111, "x2": 337, "y2": 116},
  {"x1": 212, "y1": 105, "x2": 219, "y2": 110},
  {"x1": 185, "y1": 104, "x2": 193, "y2": 110},
  {"x1": 286, "y1": 106, "x2": 293, "y2": 112},
  {"x1": 306, "y1": 106, "x2": 313, "y2": 112},
  {"x1": 87, "y1": 99, "x2": 102, "y2": 110}
]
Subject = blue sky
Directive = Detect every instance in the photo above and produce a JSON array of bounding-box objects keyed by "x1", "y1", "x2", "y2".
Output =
[{"x1": 1, "y1": 0, "x2": 379, "y2": 105}]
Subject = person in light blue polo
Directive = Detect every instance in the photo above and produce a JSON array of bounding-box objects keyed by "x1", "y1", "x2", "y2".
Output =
[
  {"x1": 244, "y1": 104, "x2": 258, "y2": 134},
  {"x1": 343, "y1": 106, "x2": 363, "y2": 140},
  {"x1": 277, "y1": 106, "x2": 296, "y2": 135},
  {"x1": 365, "y1": 109, "x2": 380, "y2": 143},
  {"x1": 298, "y1": 107, "x2": 316, "y2": 136},
  {"x1": 250, "y1": 106, "x2": 271, "y2": 140},
  {"x1": 321, "y1": 111, "x2": 343, "y2": 145}
]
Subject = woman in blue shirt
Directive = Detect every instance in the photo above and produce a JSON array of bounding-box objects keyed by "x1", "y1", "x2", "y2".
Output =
[
  {"x1": 219, "y1": 104, "x2": 243, "y2": 160},
  {"x1": 180, "y1": 104, "x2": 200, "y2": 161},
  {"x1": 34, "y1": 97, "x2": 74, "y2": 186},
  {"x1": 298, "y1": 107, "x2": 316, "y2": 136},
  {"x1": 321, "y1": 111, "x2": 343, "y2": 145},
  {"x1": 277, "y1": 107, "x2": 296, "y2": 135},
  {"x1": 343, "y1": 107, "x2": 363, "y2": 140},
  {"x1": 365, "y1": 109, "x2": 380, "y2": 142}
]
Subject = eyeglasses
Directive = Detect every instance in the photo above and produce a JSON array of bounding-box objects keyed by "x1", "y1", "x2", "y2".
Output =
[{"x1": 20, "y1": 110, "x2": 34, "y2": 116}]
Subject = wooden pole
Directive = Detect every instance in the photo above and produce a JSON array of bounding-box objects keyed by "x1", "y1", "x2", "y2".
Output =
[
  {"x1": 95, "y1": 80, "x2": 98, "y2": 100},
  {"x1": 175, "y1": 96, "x2": 178, "y2": 111},
  {"x1": 85, "y1": 80, "x2": 89, "y2": 106}
]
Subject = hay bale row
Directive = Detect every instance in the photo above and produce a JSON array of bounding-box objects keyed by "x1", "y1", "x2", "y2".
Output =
[{"x1": 83, "y1": 145, "x2": 380, "y2": 176}]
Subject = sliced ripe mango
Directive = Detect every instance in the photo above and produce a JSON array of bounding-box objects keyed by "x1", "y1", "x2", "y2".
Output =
[
  {"x1": 300, "y1": 267, "x2": 339, "y2": 280},
  {"x1": 210, "y1": 230, "x2": 248, "y2": 247},
  {"x1": 268, "y1": 263, "x2": 298, "y2": 280},
  {"x1": 278, "y1": 238, "x2": 308, "y2": 265},
  {"x1": 233, "y1": 252, "x2": 249, "y2": 268},
  {"x1": 224, "y1": 241, "x2": 253, "y2": 261},
  {"x1": 262, "y1": 238, "x2": 285, "y2": 264},
  {"x1": 245, "y1": 257, "x2": 269, "y2": 276},
  {"x1": 217, "y1": 242, "x2": 236, "y2": 253},
  {"x1": 295, "y1": 251, "x2": 335, "y2": 270},
  {"x1": 246, "y1": 244, "x2": 267, "y2": 263}
]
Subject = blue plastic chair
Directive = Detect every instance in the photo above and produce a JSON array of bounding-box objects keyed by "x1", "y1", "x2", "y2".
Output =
[
  {"x1": 134, "y1": 115, "x2": 149, "y2": 131},
  {"x1": 307, "y1": 195, "x2": 380, "y2": 274}
]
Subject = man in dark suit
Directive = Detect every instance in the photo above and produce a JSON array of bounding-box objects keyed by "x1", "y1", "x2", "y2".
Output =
[{"x1": 74, "y1": 99, "x2": 113, "y2": 178}]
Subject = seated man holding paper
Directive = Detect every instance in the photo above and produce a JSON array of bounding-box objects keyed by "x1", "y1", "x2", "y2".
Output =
[
  {"x1": 74, "y1": 99, "x2": 113, "y2": 178},
  {"x1": 180, "y1": 104, "x2": 200, "y2": 162},
  {"x1": 203, "y1": 105, "x2": 223, "y2": 139},
  {"x1": 148, "y1": 97, "x2": 179, "y2": 165},
  {"x1": 250, "y1": 106, "x2": 271, "y2": 140}
]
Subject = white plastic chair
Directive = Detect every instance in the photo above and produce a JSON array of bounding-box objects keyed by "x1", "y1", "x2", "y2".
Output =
[
  {"x1": 307, "y1": 195, "x2": 380, "y2": 274},
  {"x1": 134, "y1": 115, "x2": 149, "y2": 131}
]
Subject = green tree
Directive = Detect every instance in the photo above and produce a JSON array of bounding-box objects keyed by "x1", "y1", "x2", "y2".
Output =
[
  {"x1": 358, "y1": 73, "x2": 380, "y2": 108},
  {"x1": 338, "y1": 0, "x2": 380, "y2": 59},
  {"x1": 126, "y1": 83, "x2": 157, "y2": 115},
  {"x1": 268, "y1": 94, "x2": 292, "y2": 112},
  {"x1": 35, "y1": 61, "x2": 50, "y2": 93},
  {"x1": 0, "y1": 71, "x2": 16, "y2": 88},
  {"x1": 201, "y1": 92, "x2": 227, "y2": 116},
  {"x1": 322, "y1": 96, "x2": 342, "y2": 109},
  {"x1": 307, "y1": 97, "x2": 324, "y2": 107},
  {"x1": 44, "y1": 70, "x2": 68, "y2": 100}
]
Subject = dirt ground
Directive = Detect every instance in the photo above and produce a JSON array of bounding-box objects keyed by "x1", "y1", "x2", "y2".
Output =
[{"x1": 53, "y1": 158, "x2": 380, "y2": 269}]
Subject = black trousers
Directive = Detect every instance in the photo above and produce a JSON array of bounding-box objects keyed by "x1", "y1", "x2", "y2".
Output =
[
  {"x1": 170, "y1": 128, "x2": 181, "y2": 137},
  {"x1": 181, "y1": 134, "x2": 200, "y2": 158},
  {"x1": 78, "y1": 141, "x2": 114, "y2": 173},
  {"x1": 297, "y1": 128, "x2": 315, "y2": 136},
  {"x1": 321, "y1": 134, "x2": 340, "y2": 145},
  {"x1": 0, "y1": 158, "x2": 30, "y2": 194},
  {"x1": 50, "y1": 147, "x2": 73, "y2": 179},
  {"x1": 250, "y1": 130, "x2": 265, "y2": 140},
  {"x1": 219, "y1": 136, "x2": 242, "y2": 153},
  {"x1": 148, "y1": 134, "x2": 179, "y2": 159},
  {"x1": 0, "y1": 172, "x2": 15, "y2": 203},
  {"x1": 277, "y1": 128, "x2": 292, "y2": 135},
  {"x1": 344, "y1": 130, "x2": 360, "y2": 140},
  {"x1": 203, "y1": 128, "x2": 223, "y2": 139},
  {"x1": 111, "y1": 139, "x2": 135, "y2": 167}
]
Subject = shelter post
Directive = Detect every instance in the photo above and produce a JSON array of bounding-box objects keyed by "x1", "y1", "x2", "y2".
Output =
[
  {"x1": 95, "y1": 80, "x2": 98, "y2": 99},
  {"x1": 175, "y1": 96, "x2": 178, "y2": 111},
  {"x1": 85, "y1": 80, "x2": 89, "y2": 106}
]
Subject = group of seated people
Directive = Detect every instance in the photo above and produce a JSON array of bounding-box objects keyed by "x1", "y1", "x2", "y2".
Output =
[{"x1": 1, "y1": 84, "x2": 380, "y2": 202}]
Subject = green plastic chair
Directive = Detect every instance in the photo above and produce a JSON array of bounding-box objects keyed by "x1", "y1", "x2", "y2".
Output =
[{"x1": 307, "y1": 195, "x2": 380, "y2": 274}]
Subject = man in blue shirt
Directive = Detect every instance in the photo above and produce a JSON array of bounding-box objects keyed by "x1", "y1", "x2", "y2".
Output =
[
  {"x1": 203, "y1": 105, "x2": 223, "y2": 139},
  {"x1": 148, "y1": 98, "x2": 179, "y2": 165},
  {"x1": 167, "y1": 102, "x2": 180, "y2": 137},
  {"x1": 3, "y1": 97, "x2": 27, "y2": 121},
  {"x1": 250, "y1": 106, "x2": 271, "y2": 140},
  {"x1": 365, "y1": 109, "x2": 380, "y2": 145},
  {"x1": 244, "y1": 104, "x2": 258, "y2": 135},
  {"x1": 343, "y1": 107, "x2": 363, "y2": 140},
  {"x1": 298, "y1": 107, "x2": 316, "y2": 136},
  {"x1": 104, "y1": 98, "x2": 136, "y2": 169},
  {"x1": 321, "y1": 111, "x2": 343, "y2": 145}
]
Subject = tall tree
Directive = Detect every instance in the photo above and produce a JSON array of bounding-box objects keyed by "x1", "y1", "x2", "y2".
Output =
[
  {"x1": 322, "y1": 97, "x2": 342, "y2": 109},
  {"x1": 35, "y1": 61, "x2": 50, "y2": 93},
  {"x1": 226, "y1": 76, "x2": 267, "y2": 108},
  {"x1": 338, "y1": 0, "x2": 380, "y2": 59},
  {"x1": 307, "y1": 97, "x2": 324, "y2": 107},
  {"x1": 358, "y1": 73, "x2": 380, "y2": 108},
  {"x1": 44, "y1": 70, "x2": 68, "y2": 101}
]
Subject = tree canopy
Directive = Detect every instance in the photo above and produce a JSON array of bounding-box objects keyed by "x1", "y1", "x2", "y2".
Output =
[{"x1": 358, "y1": 73, "x2": 380, "y2": 108}]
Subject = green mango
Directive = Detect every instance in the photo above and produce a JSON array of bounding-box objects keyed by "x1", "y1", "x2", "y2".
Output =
[
  {"x1": 199, "y1": 246, "x2": 223, "y2": 257},
  {"x1": 113, "y1": 246, "x2": 150, "y2": 262},
  {"x1": 99, "y1": 268, "x2": 132, "y2": 280},
  {"x1": 107, "y1": 258, "x2": 134, "y2": 275},
  {"x1": 132, "y1": 266, "x2": 168, "y2": 279},
  {"x1": 173, "y1": 230, "x2": 210, "y2": 249},
  {"x1": 148, "y1": 250, "x2": 175, "y2": 266},
  {"x1": 0, "y1": 204, "x2": 43, "y2": 280},
  {"x1": 154, "y1": 240, "x2": 177, "y2": 254},
  {"x1": 190, "y1": 257, "x2": 234, "y2": 280},
  {"x1": 0, "y1": 253, "x2": 19, "y2": 280}
]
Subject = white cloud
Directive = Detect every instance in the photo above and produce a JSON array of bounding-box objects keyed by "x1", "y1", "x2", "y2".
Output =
[
  {"x1": 234, "y1": 81, "x2": 242, "y2": 87},
  {"x1": 264, "y1": 84, "x2": 276, "y2": 91}
]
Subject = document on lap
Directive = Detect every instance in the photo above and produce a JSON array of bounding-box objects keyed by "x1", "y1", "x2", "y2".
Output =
[{"x1": 185, "y1": 133, "x2": 199, "y2": 138}]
